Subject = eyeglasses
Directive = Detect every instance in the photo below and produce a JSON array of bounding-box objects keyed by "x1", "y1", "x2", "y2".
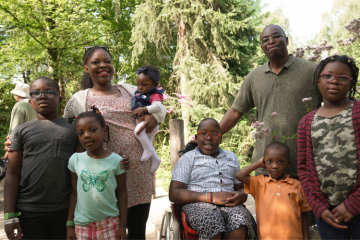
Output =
[
  {"x1": 84, "y1": 45, "x2": 110, "y2": 54},
  {"x1": 320, "y1": 73, "x2": 353, "y2": 85},
  {"x1": 197, "y1": 131, "x2": 221, "y2": 139},
  {"x1": 29, "y1": 91, "x2": 59, "y2": 99},
  {"x1": 261, "y1": 34, "x2": 284, "y2": 44}
]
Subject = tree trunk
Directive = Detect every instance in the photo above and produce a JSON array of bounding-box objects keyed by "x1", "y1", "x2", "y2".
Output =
[{"x1": 178, "y1": 17, "x2": 190, "y2": 140}]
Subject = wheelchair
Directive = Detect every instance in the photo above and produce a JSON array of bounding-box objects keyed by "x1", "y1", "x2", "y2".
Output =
[{"x1": 159, "y1": 143, "x2": 258, "y2": 240}]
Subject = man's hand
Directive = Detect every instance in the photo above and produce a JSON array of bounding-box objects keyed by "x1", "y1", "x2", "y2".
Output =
[
  {"x1": 136, "y1": 114, "x2": 158, "y2": 135},
  {"x1": 332, "y1": 202, "x2": 355, "y2": 223},
  {"x1": 225, "y1": 191, "x2": 245, "y2": 206},
  {"x1": 212, "y1": 192, "x2": 234, "y2": 205},
  {"x1": 132, "y1": 107, "x2": 148, "y2": 117},
  {"x1": 116, "y1": 225, "x2": 127, "y2": 240},
  {"x1": 320, "y1": 209, "x2": 347, "y2": 229},
  {"x1": 4, "y1": 135, "x2": 11, "y2": 159},
  {"x1": 5, "y1": 221, "x2": 23, "y2": 240},
  {"x1": 66, "y1": 226, "x2": 77, "y2": 240},
  {"x1": 120, "y1": 155, "x2": 130, "y2": 170}
]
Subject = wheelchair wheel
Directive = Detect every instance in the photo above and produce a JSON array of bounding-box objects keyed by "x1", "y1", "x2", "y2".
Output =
[
  {"x1": 159, "y1": 210, "x2": 174, "y2": 240},
  {"x1": 248, "y1": 215, "x2": 258, "y2": 240}
]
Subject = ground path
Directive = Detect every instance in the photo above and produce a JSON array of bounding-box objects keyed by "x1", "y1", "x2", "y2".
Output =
[{"x1": 0, "y1": 183, "x2": 319, "y2": 240}]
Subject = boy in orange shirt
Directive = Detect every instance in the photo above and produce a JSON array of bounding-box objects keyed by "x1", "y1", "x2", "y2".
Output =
[{"x1": 236, "y1": 142, "x2": 311, "y2": 240}]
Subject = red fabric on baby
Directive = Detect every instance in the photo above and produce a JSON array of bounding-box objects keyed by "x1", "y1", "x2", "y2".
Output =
[{"x1": 149, "y1": 93, "x2": 163, "y2": 103}]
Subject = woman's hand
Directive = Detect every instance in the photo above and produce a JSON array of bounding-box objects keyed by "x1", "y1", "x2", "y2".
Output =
[
  {"x1": 5, "y1": 221, "x2": 23, "y2": 240},
  {"x1": 332, "y1": 202, "x2": 355, "y2": 223},
  {"x1": 132, "y1": 107, "x2": 148, "y2": 117},
  {"x1": 116, "y1": 225, "x2": 126, "y2": 240},
  {"x1": 3, "y1": 135, "x2": 11, "y2": 159},
  {"x1": 120, "y1": 155, "x2": 130, "y2": 170},
  {"x1": 320, "y1": 209, "x2": 347, "y2": 229},
  {"x1": 225, "y1": 191, "x2": 247, "y2": 206},
  {"x1": 212, "y1": 192, "x2": 235, "y2": 205},
  {"x1": 67, "y1": 226, "x2": 77, "y2": 240},
  {"x1": 136, "y1": 114, "x2": 158, "y2": 135}
]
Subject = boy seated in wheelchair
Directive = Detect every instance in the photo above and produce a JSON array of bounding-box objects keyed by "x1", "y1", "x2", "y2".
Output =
[
  {"x1": 236, "y1": 142, "x2": 311, "y2": 240},
  {"x1": 169, "y1": 118, "x2": 252, "y2": 240}
]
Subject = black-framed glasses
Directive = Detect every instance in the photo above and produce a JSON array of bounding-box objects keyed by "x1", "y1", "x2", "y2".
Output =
[
  {"x1": 29, "y1": 91, "x2": 59, "y2": 99},
  {"x1": 197, "y1": 131, "x2": 222, "y2": 139},
  {"x1": 84, "y1": 45, "x2": 110, "y2": 54},
  {"x1": 320, "y1": 73, "x2": 353, "y2": 85},
  {"x1": 261, "y1": 34, "x2": 284, "y2": 44}
]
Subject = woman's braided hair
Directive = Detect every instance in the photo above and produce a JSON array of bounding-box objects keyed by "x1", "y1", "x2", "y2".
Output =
[
  {"x1": 81, "y1": 46, "x2": 113, "y2": 90},
  {"x1": 68, "y1": 106, "x2": 110, "y2": 142},
  {"x1": 313, "y1": 55, "x2": 359, "y2": 105}
]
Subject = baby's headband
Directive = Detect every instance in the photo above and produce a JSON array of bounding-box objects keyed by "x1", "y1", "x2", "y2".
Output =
[{"x1": 135, "y1": 67, "x2": 160, "y2": 83}]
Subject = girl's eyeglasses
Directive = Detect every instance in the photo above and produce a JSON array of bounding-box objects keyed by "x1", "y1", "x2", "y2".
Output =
[
  {"x1": 85, "y1": 45, "x2": 110, "y2": 53},
  {"x1": 320, "y1": 73, "x2": 353, "y2": 85},
  {"x1": 197, "y1": 131, "x2": 221, "y2": 139},
  {"x1": 29, "y1": 91, "x2": 58, "y2": 99}
]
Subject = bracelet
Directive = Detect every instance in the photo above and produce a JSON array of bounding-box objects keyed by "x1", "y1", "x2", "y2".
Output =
[
  {"x1": 4, "y1": 212, "x2": 21, "y2": 220},
  {"x1": 4, "y1": 218, "x2": 19, "y2": 225},
  {"x1": 66, "y1": 221, "x2": 75, "y2": 227},
  {"x1": 205, "y1": 192, "x2": 208, "y2": 203},
  {"x1": 208, "y1": 192, "x2": 211, "y2": 204},
  {"x1": 210, "y1": 192, "x2": 213, "y2": 204}
]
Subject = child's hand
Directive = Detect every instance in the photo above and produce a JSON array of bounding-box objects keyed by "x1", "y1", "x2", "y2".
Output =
[
  {"x1": 5, "y1": 222, "x2": 23, "y2": 240},
  {"x1": 120, "y1": 155, "x2": 130, "y2": 170},
  {"x1": 132, "y1": 107, "x2": 148, "y2": 117},
  {"x1": 332, "y1": 202, "x2": 355, "y2": 223},
  {"x1": 320, "y1": 209, "x2": 348, "y2": 229},
  {"x1": 257, "y1": 157, "x2": 266, "y2": 168},
  {"x1": 212, "y1": 192, "x2": 234, "y2": 205},
  {"x1": 116, "y1": 225, "x2": 127, "y2": 240},
  {"x1": 67, "y1": 226, "x2": 77, "y2": 240}
]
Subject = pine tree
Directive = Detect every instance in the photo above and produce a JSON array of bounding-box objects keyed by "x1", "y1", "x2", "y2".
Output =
[{"x1": 131, "y1": 0, "x2": 261, "y2": 138}]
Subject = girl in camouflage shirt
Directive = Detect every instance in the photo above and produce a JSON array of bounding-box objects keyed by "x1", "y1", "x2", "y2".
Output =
[{"x1": 298, "y1": 55, "x2": 360, "y2": 239}]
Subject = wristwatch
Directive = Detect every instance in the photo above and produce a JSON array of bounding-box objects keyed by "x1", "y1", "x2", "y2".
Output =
[{"x1": 4, "y1": 212, "x2": 21, "y2": 220}]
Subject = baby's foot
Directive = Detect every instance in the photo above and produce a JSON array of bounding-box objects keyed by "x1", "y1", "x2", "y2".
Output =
[
  {"x1": 150, "y1": 154, "x2": 161, "y2": 173},
  {"x1": 141, "y1": 150, "x2": 153, "y2": 161}
]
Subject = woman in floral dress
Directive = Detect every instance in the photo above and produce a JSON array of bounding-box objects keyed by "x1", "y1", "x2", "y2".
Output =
[{"x1": 64, "y1": 46, "x2": 166, "y2": 239}]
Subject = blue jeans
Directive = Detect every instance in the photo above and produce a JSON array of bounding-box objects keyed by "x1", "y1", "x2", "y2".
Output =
[{"x1": 315, "y1": 213, "x2": 360, "y2": 239}]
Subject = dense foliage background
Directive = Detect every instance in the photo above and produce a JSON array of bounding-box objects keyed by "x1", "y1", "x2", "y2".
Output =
[{"x1": 1, "y1": 0, "x2": 359, "y2": 189}]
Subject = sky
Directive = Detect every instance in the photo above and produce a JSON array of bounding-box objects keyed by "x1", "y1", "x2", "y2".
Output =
[{"x1": 261, "y1": 0, "x2": 335, "y2": 46}]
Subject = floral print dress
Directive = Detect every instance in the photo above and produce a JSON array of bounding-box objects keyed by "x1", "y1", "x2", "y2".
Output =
[{"x1": 86, "y1": 85, "x2": 154, "y2": 208}]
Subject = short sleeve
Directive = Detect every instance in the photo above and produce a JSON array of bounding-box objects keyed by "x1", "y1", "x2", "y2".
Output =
[
  {"x1": 299, "y1": 185, "x2": 312, "y2": 212},
  {"x1": 232, "y1": 153, "x2": 241, "y2": 184},
  {"x1": 171, "y1": 154, "x2": 192, "y2": 185},
  {"x1": 9, "y1": 127, "x2": 23, "y2": 152},
  {"x1": 150, "y1": 93, "x2": 163, "y2": 103},
  {"x1": 231, "y1": 76, "x2": 254, "y2": 114},
  {"x1": 115, "y1": 155, "x2": 125, "y2": 176},
  {"x1": 68, "y1": 153, "x2": 77, "y2": 173},
  {"x1": 244, "y1": 175, "x2": 262, "y2": 196}
]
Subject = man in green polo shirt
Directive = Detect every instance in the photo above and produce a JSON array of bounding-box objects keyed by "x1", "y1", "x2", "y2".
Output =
[{"x1": 220, "y1": 24, "x2": 319, "y2": 178}]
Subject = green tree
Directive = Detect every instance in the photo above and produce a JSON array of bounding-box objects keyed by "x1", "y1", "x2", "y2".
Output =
[
  {"x1": 130, "y1": 0, "x2": 261, "y2": 138},
  {"x1": 0, "y1": 0, "x2": 137, "y2": 112},
  {"x1": 317, "y1": 0, "x2": 360, "y2": 61}
]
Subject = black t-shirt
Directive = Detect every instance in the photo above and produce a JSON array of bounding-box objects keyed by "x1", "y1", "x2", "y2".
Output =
[{"x1": 10, "y1": 118, "x2": 80, "y2": 212}]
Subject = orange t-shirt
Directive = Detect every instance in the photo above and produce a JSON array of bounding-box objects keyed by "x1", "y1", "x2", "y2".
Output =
[{"x1": 245, "y1": 175, "x2": 311, "y2": 240}]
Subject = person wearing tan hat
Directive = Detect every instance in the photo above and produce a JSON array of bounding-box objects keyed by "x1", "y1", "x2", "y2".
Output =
[{"x1": 8, "y1": 82, "x2": 36, "y2": 135}]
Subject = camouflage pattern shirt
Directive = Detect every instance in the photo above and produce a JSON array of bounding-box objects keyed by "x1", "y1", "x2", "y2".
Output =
[{"x1": 312, "y1": 103, "x2": 359, "y2": 205}]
